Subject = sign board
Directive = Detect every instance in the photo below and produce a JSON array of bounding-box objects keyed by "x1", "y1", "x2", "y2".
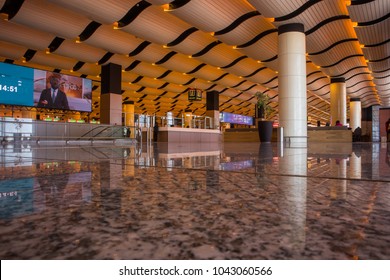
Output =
[{"x1": 188, "y1": 88, "x2": 202, "y2": 101}]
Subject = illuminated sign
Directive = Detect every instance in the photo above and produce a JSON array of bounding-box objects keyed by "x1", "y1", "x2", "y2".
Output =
[
  {"x1": 188, "y1": 88, "x2": 202, "y2": 101},
  {"x1": 220, "y1": 112, "x2": 253, "y2": 125}
]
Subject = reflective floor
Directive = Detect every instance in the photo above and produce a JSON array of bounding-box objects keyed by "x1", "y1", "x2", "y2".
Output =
[{"x1": 0, "y1": 141, "x2": 389, "y2": 259}]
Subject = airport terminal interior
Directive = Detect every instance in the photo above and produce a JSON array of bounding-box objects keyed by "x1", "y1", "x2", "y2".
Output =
[{"x1": 0, "y1": 0, "x2": 390, "y2": 260}]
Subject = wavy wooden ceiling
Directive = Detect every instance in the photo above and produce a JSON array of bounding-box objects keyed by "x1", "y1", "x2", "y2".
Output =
[{"x1": 0, "y1": 0, "x2": 388, "y2": 124}]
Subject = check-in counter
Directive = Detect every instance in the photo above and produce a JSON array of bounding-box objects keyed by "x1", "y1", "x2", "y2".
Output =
[
  {"x1": 223, "y1": 128, "x2": 280, "y2": 142},
  {"x1": 157, "y1": 127, "x2": 221, "y2": 142},
  {"x1": 308, "y1": 126, "x2": 352, "y2": 142}
]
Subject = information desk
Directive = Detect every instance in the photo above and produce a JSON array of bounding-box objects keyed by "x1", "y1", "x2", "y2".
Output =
[
  {"x1": 308, "y1": 126, "x2": 352, "y2": 142},
  {"x1": 157, "y1": 127, "x2": 221, "y2": 143},
  {"x1": 223, "y1": 127, "x2": 352, "y2": 143}
]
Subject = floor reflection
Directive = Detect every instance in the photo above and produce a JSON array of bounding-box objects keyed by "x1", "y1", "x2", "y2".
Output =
[{"x1": 0, "y1": 142, "x2": 389, "y2": 259}]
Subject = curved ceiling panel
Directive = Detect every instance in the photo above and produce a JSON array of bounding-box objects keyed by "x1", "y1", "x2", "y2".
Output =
[
  {"x1": 247, "y1": 0, "x2": 306, "y2": 19},
  {"x1": 11, "y1": 0, "x2": 90, "y2": 39},
  {"x1": 309, "y1": 41, "x2": 362, "y2": 67},
  {"x1": 85, "y1": 26, "x2": 146, "y2": 55},
  {"x1": 167, "y1": 0, "x2": 255, "y2": 33},
  {"x1": 353, "y1": 18, "x2": 390, "y2": 45},
  {"x1": 48, "y1": 0, "x2": 139, "y2": 25},
  {"x1": 0, "y1": 41, "x2": 29, "y2": 60},
  {"x1": 306, "y1": 20, "x2": 358, "y2": 54},
  {"x1": 0, "y1": 20, "x2": 53, "y2": 50},
  {"x1": 348, "y1": 0, "x2": 390, "y2": 22},
  {"x1": 120, "y1": 6, "x2": 192, "y2": 46},
  {"x1": 147, "y1": 0, "x2": 174, "y2": 5},
  {"x1": 213, "y1": 15, "x2": 274, "y2": 47}
]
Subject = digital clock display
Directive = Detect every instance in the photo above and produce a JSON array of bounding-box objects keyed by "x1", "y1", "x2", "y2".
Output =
[
  {"x1": 0, "y1": 63, "x2": 34, "y2": 106},
  {"x1": 0, "y1": 84, "x2": 19, "y2": 92}
]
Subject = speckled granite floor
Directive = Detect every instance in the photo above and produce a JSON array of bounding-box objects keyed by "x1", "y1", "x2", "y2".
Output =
[{"x1": 0, "y1": 142, "x2": 389, "y2": 259}]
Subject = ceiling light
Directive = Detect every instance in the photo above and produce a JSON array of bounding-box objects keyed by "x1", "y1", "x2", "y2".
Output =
[
  {"x1": 113, "y1": 22, "x2": 121, "y2": 29},
  {"x1": 0, "y1": 13, "x2": 8, "y2": 21},
  {"x1": 45, "y1": 48, "x2": 51, "y2": 54}
]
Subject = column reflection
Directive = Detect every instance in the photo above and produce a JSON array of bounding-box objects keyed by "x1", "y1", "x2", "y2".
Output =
[{"x1": 278, "y1": 147, "x2": 307, "y2": 251}]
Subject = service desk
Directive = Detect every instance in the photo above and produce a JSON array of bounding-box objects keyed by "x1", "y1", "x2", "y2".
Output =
[
  {"x1": 157, "y1": 127, "x2": 221, "y2": 143},
  {"x1": 308, "y1": 126, "x2": 352, "y2": 142}
]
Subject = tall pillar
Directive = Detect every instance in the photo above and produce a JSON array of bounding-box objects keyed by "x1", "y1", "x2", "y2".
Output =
[
  {"x1": 350, "y1": 98, "x2": 361, "y2": 131},
  {"x1": 330, "y1": 77, "x2": 347, "y2": 126},
  {"x1": 206, "y1": 90, "x2": 219, "y2": 129},
  {"x1": 278, "y1": 23, "x2": 307, "y2": 145},
  {"x1": 123, "y1": 101, "x2": 134, "y2": 136},
  {"x1": 100, "y1": 63, "x2": 122, "y2": 125}
]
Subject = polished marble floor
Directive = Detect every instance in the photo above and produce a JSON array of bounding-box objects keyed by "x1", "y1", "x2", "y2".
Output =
[{"x1": 0, "y1": 141, "x2": 389, "y2": 259}]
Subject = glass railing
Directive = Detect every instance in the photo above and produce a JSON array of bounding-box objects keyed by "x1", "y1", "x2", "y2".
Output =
[{"x1": 0, "y1": 117, "x2": 141, "y2": 143}]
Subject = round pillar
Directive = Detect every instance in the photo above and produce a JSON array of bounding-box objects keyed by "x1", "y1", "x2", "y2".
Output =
[
  {"x1": 123, "y1": 101, "x2": 134, "y2": 137},
  {"x1": 330, "y1": 78, "x2": 347, "y2": 126},
  {"x1": 350, "y1": 98, "x2": 361, "y2": 131},
  {"x1": 278, "y1": 23, "x2": 307, "y2": 145}
]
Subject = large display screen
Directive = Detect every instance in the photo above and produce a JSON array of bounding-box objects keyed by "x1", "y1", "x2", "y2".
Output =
[
  {"x1": 0, "y1": 62, "x2": 92, "y2": 112},
  {"x1": 220, "y1": 112, "x2": 254, "y2": 125},
  {"x1": 0, "y1": 62, "x2": 34, "y2": 106}
]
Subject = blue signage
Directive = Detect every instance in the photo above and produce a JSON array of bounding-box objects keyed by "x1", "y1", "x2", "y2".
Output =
[
  {"x1": 220, "y1": 112, "x2": 253, "y2": 125},
  {"x1": 0, "y1": 63, "x2": 34, "y2": 106}
]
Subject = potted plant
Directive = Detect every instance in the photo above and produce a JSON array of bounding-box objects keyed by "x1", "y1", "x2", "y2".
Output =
[{"x1": 255, "y1": 91, "x2": 274, "y2": 142}]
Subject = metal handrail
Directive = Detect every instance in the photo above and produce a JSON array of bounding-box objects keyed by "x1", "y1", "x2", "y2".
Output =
[{"x1": 0, "y1": 117, "x2": 140, "y2": 143}]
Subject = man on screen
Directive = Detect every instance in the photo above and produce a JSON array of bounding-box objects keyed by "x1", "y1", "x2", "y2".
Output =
[{"x1": 37, "y1": 74, "x2": 69, "y2": 110}]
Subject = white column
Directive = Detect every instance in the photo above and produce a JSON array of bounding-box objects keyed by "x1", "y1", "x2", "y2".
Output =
[
  {"x1": 350, "y1": 98, "x2": 362, "y2": 131},
  {"x1": 278, "y1": 23, "x2": 307, "y2": 146},
  {"x1": 123, "y1": 101, "x2": 135, "y2": 136},
  {"x1": 330, "y1": 78, "x2": 347, "y2": 126}
]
